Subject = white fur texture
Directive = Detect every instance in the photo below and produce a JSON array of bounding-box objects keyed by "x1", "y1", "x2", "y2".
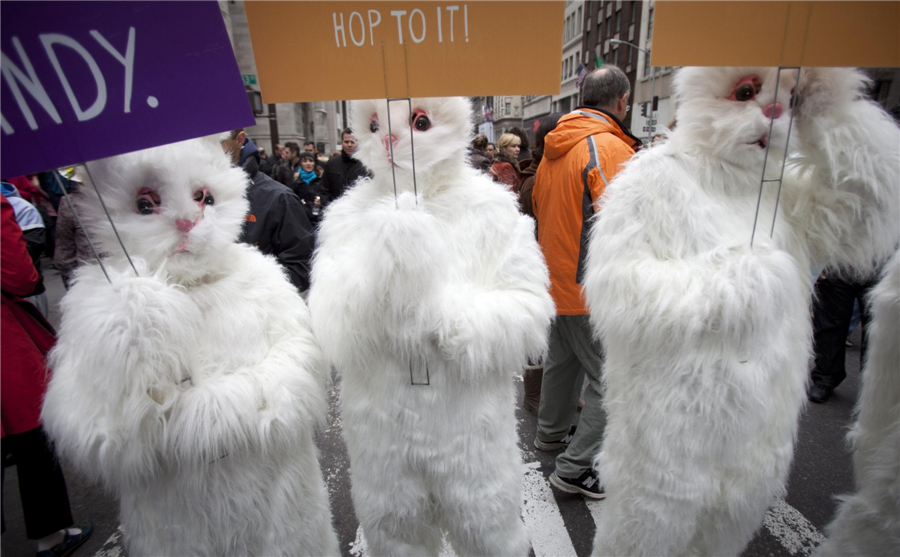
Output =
[
  {"x1": 584, "y1": 68, "x2": 900, "y2": 557},
  {"x1": 814, "y1": 251, "x2": 900, "y2": 557},
  {"x1": 309, "y1": 97, "x2": 554, "y2": 556},
  {"x1": 41, "y1": 138, "x2": 339, "y2": 556}
]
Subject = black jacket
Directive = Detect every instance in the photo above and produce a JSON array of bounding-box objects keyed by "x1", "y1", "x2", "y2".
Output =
[
  {"x1": 237, "y1": 139, "x2": 315, "y2": 292},
  {"x1": 320, "y1": 150, "x2": 370, "y2": 204},
  {"x1": 291, "y1": 176, "x2": 329, "y2": 226}
]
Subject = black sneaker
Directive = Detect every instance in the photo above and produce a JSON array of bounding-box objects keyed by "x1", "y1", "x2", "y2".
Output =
[
  {"x1": 534, "y1": 425, "x2": 576, "y2": 451},
  {"x1": 549, "y1": 469, "x2": 605, "y2": 499},
  {"x1": 808, "y1": 384, "x2": 833, "y2": 403}
]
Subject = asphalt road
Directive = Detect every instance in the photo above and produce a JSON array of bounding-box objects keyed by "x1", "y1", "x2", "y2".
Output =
[{"x1": 1, "y1": 263, "x2": 862, "y2": 557}]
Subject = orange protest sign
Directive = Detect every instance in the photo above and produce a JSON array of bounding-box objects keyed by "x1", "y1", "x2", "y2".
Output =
[
  {"x1": 652, "y1": 1, "x2": 900, "y2": 68},
  {"x1": 244, "y1": 1, "x2": 565, "y2": 102}
]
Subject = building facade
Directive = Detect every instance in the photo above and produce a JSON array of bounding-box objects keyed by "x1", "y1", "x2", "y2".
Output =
[
  {"x1": 555, "y1": 0, "x2": 585, "y2": 116},
  {"x1": 581, "y1": 0, "x2": 644, "y2": 131}
]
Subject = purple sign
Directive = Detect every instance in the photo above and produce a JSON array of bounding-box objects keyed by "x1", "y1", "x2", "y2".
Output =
[{"x1": 1, "y1": 1, "x2": 256, "y2": 178}]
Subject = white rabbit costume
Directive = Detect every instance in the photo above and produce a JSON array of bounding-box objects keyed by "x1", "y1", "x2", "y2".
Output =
[
  {"x1": 583, "y1": 68, "x2": 900, "y2": 556},
  {"x1": 814, "y1": 251, "x2": 900, "y2": 557},
  {"x1": 308, "y1": 97, "x2": 554, "y2": 556},
  {"x1": 41, "y1": 138, "x2": 339, "y2": 556}
]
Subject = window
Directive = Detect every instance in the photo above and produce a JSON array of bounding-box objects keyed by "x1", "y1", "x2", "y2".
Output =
[
  {"x1": 648, "y1": 7, "x2": 654, "y2": 39},
  {"x1": 643, "y1": 49, "x2": 651, "y2": 78},
  {"x1": 577, "y1": 6, "x2": 582, "y2": 28},
  {"x1": 611, "y1": 48, "x2": 617, "y2": 67},
  {"x1": 598, "y1": 18, "x2": 603, "y2": 40},
  {"x1": 505, "y1": 100, "x2": 511, "y2": 114},
  {"x1": 631, "y1": 1, "x2": 638, "y2": 25},
  {"x1": 628, "y1": 47, "x2": 633, "y2": 66},
  {"x1": 616, "y1": 11, "x2": 620, "y2": 33}
]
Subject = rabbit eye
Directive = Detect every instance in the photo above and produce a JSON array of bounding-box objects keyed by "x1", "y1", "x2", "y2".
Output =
[
  {"x1": 728, "y1": 75, "x2": 762, "y2": 102},
  {"x1": 734, "y1": 84, "x2": 755, "y2": 102},
  {"x1": 136, "y1": 188, "x2": 160, "y2": 215},
  {"x1": 193, "y1": 188, "x2": 214, "y2": 206},
  {"x1": 411, "y1": 110, "x2": 431, "y2": 131},
  {"x1": 137, "y1": 198, "x2": 154, "y2": 215}
]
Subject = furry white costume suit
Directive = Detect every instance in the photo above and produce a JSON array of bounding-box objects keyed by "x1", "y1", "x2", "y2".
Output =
[
  {"x1": 582, "y1": 68, "x2": 900, "y2": 556},
  {"x1": 308, "y1": 97, "x2": 554, "y2": 556},
  {"x1": 814, "y1": 250, "x2": 900, "y2": 557},
  {"x1": 40, "y1": 138, "x2": 339, "y2": 556}
]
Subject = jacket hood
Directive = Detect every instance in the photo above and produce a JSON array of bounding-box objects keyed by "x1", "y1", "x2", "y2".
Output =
[
  {"x1": 0, "y1": 182, "x2": 20, "y2": 198},
  {"x1": 240, "y1": 138, "x2": 261, "y2": 178},
  {"x1": 239, "y1": 137, "x2": 261, "y2": 168},
  {"x1": 519, "y1": 158, "x2": 539, "y2": 178},
  {"x1": 543, "y1": 108, "x2": 642, "y2": 160}
]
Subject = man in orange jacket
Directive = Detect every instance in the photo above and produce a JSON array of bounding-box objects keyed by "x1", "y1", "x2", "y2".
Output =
[{"x1": 532, "y1": 66, "x2": 642, "y2": 499}]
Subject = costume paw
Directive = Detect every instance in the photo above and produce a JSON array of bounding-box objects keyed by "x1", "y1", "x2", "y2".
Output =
[{"x1": 434, "y1": 287, "x2": 477, "y2": 360}]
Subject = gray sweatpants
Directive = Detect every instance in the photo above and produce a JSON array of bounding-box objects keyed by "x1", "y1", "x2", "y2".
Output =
[{"x1": 535, "y1": 314, "x2": 606, "y2": 478}]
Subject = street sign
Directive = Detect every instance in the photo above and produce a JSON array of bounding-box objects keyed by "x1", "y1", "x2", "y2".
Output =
[
  {"x1": 242, "y1": 74, "x2": 257, "y2": 86},
  {"x1": 647, "y1": 119, "x2": 657, "y2": 125}
]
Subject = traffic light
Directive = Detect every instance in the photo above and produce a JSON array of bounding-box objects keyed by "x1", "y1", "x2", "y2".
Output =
[
  {"x1": 652, "y1": 95, "x2": 659, "y2": 112},
  {"x1": 640, "y1": 102, "x2": 648, "y2": 117}
]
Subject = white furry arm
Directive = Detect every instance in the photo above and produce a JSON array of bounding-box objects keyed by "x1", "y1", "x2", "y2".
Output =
[
  {"x1": 165, "y1": 273, "x2": 329, "y2": 466},
  {"x1": 787, "y1": 68, "x2": 900, "y2": 272},
  {"x1": 42, "y1": 262, "x2": 200, "y2": 489},
  {"x1": 437, "y1": 214, "x2": 554, "y2": 379},
  {"x1": 584, "y1": 166, "x2": 807, "y2": 353}
]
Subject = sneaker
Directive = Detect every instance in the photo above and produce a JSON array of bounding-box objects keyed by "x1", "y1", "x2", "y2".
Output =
[
  {"x1": 37, "y1": 521, "x2": 93, "y2": 557},
  {"x1": 549, "y1": 469, "x2": 606, "y2": 499},
  {"x1": 808, "y1": 384, "x2": 833, "y2": 404},
  {"x1": 534, "y1": 425, "x2": 576, "y2": 451}
]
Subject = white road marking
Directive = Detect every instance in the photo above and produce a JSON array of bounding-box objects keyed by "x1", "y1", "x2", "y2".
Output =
[
  {"x1": 93, "y1": 527, "x2": 125, "y2": 557},
  {"x1": 763, "y1": 497, "x2": 826, "y2": 556},
  {"x1": 585, "y1": 497, "x2": 605, "y2": 529},
  {"x1": 522, "y1": 461, "x2": 579, "y2": 557}
]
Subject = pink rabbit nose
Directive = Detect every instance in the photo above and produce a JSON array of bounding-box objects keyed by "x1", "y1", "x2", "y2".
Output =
[
  {"x1": 763, "y1": 102, "x2": 783, "y2": 119},
  {"x1": 175, "y1": 219, "x2": 194, "y2": 233}
]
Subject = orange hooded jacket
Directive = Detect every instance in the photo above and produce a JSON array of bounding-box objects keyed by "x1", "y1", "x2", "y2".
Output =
[{"x1": 533, "y1": 108, "x2": 641, "y2": 315}]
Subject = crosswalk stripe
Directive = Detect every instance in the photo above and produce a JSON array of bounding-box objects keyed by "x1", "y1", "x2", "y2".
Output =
[
  {"x1": 763, "y1": 498, "x2": 826, "y2": 556},
  {"x1": 586, "y1": 498, "x2": 605, "y2": 529},
  {"x1": 522, "y1": 462, "x2": 579, "y2": 557}
]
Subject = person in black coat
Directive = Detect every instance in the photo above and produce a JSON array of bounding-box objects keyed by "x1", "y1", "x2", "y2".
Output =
[
  {"x1": 222, "y1": 130, "x2": 315, "y2": 292},
  {"x1": 291, "y1": 152, "x2": 329, "y2": 226},
  {"x1": 320, "y1": 128, "x2": 370, "y2": 205}
]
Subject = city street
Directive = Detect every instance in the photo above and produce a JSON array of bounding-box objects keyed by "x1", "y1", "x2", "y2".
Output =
[{"x1": 2, "y1": 264, "x2": 861, "y2": 557}]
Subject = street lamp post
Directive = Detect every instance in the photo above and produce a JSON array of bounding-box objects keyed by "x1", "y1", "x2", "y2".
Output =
[{"x1": 609, "y1": 39, "x2": 655, "y2": 145}]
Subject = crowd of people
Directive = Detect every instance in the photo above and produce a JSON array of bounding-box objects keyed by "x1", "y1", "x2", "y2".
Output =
[{"x1": 2, "y1": 62, "x2": 896, "y2": 556}]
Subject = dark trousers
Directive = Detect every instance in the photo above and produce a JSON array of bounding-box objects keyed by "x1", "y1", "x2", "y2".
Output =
[
  {"x1": 810, "y1": 274, "x2": 875, "y2": 390},
  {"x1": 1, "y1": 427, "x2": 73, "y2": 539}
]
